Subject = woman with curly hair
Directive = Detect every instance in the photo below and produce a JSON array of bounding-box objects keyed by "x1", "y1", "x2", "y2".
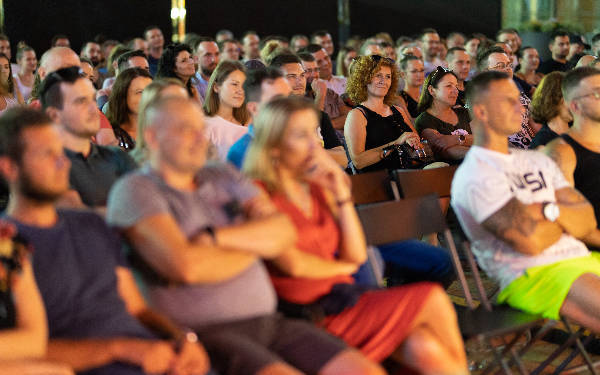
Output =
[
  {"x1": 155, "y1": 43, "x2": 200, "y2": 103},
  {"x1": 344, "y1": 55, "x2": 422, "y2": 173},
  {"x1": 529, "y1": 72, "x2": 571, "y2": 149},
  {"x1": 106, "y1": 67, "x2": 153, "y2": 151}
]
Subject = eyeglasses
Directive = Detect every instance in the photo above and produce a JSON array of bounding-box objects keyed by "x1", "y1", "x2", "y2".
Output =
[
  {"x1": 370, "y1": 54, "x2": 395, "y2": 65},
  {"x1": 573, "y1": 90, "x2": 600, "y2": 101}
]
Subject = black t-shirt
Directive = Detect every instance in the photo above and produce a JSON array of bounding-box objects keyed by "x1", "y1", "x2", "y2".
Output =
[
  {"x1": 530, "y1": 124, "x2": 559, "y2": 149},
  {"x1": 320, "y1": 111, "x2": 342, "y2": 149},
  {"x1": 65, "y1": 143, "x2": 137, "y2": 207},
  {"x1": 537, "y1": 59, "x2": 568, "y2": 74},
  {"x1": 414, "y1": 107, "x2": 472, "y2": 136}
]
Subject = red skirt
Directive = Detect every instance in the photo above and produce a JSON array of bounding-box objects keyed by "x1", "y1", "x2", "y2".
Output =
[{"x1": 320, "y1": 281, "x2": 435, "y2": 361}]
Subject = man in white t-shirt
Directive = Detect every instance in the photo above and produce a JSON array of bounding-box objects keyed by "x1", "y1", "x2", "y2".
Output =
[{"x1": 452, "y1": 70, "x2": 600, "y2": 329}]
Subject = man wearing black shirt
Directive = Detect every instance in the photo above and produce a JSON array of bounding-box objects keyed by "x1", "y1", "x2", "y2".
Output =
[{"x1": 538, "y1": 30, "x2": 571, "y2": 74}]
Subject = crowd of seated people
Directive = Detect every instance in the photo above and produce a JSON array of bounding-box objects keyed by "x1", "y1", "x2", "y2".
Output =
[{"x1": 1, "y1": 22, "x2": 600, "y2": 375}]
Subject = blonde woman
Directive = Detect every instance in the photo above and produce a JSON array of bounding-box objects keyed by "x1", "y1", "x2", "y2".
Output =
[{"x1": 243, "y1": 96, "x2": 468, "y2": 375}]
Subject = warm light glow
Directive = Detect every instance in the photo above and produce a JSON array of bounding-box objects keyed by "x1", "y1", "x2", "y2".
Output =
[{"x1": 171, "y1": 0, "x2": 186, "y2": 42}]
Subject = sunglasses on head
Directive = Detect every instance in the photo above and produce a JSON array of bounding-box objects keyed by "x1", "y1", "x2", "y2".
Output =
[
  {"x1": 428, "y1": 65, "x2": 451, "y2": 86},
  {"x1": 370, "y1": 54, "x2": 395, "y2": 65}
]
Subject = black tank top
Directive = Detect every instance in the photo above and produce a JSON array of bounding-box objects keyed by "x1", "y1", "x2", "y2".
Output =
[
  {"x1": 399, "y1": 91, "x2": 420, "y2": 118},
  {"x1": 356, "y1": 104, "x2": 413, "y2": 173},
  {"x1": 561, "y1": 134, "x2": 600, "y2": 228}
]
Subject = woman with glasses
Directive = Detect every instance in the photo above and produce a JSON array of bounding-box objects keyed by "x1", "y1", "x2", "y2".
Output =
[
  {"x1": 415, "y1": 66, "x2": 472, "y2": 161},
  {"x1": 203, "y1": 60, "x2": 251, "y2": 161},
  {"x1": 244, "y1": 96, "x2": 468, "y2": 374},
  {"x1": 344, "y1": 54, "x2": 422, "y2": 173},
  {"x1": 398, "y1": 55, "x2": 425, "y2": 119},
  {"x1": 0, "y1": 53, "x2": 23, "y2": 115},
  {"x1": 106, "y1": 68, "x2": 153, "y2": 151},
  {"x1": 156, "y1": 43, "x2": 200, "y2": 103}
]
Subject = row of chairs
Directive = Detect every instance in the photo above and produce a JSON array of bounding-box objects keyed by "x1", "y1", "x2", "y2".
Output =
[{"x1": 351, "y1": 167, "x2": 599, "y2": 375}]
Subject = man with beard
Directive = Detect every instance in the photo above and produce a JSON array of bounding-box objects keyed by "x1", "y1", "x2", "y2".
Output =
[
  {"x1": 144, "y1": 26, "x2": 165, "y2": 76},
  {"x1": 271, "y1": 53, "x2": 348, "y2": 167},
  {"x1": 446, "y1": 47, "x2": 471, "y2": 107},
  {"x1": 40, "y1": 67, "x2": 136, "y2": 210},
  {"x1": 545, "y1": 67, "x2": 600, "y2": 250},
  {"x1": 420, "y1": 28, "x2": 447, "y2": 76},
  {"x1": 80, "y1": 41, "x2": 102, "y2": 67},
  {"x1": 538, "y1": 30, "x2": 571, "y2": 74},
  {"x1": 0, "y1": 107, "x2": 210, "y2": 375},
  {"x1": 301, "y1": 44, "x2": 346, "y2": 96},
  {"x1": 193, "y1": 38, "x2": 220, "y2": 101}
]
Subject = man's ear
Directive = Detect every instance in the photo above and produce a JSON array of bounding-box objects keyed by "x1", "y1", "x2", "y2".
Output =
[
  {"x1": 471, "y1": 103, "x2": 487, "y2": 123},
  {"x1": 143, "y1": 126, "x2": 158, "y2": 150},
  {"x1": 45, "y1": 106, "x2": 60, "y2": 124},
  {"x1": 0, "y1": 157, "x2": 18, "y2": 185}
]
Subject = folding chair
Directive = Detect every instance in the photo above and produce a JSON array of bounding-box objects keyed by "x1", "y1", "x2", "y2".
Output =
[
  {"x1": 349, "y1": 169, "x2": 399, "y2": 205},
  {"x1": 356, "y1": 194, "x2": 554, "y2": 375},
  {"x1": 390, "y1": 165, "x2": 458, "y2": 199}
]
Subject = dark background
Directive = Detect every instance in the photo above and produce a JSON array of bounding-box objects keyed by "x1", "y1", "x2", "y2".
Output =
[{"x1": 4, "y1": 0, "x2": 501, "y2": 59}]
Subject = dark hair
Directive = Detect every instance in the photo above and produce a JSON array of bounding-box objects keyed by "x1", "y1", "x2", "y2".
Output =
[
  {"x1": 550, "y1": 30, "x2": 570, "y2": 44},
  {"x1": 0, "y1": 107, "x2": 52, "y2": 162},
  {"x1": 300, "y1": 44, "x2": 324, "y2": 54},
  {"x1": 242, "y1": 31, "x2": 259, "y2": 40},
  {"x1": 298, "y1": 52, "x2": 315, "y2": 62},
  {"x1": 517, "y1": 46, "x2": 536, "y2": 59},
  {"x1": 399, "y1": 55, "x2": 420, "y2": 71},
  {"x1": 117, "y1": 50, "x2": 147, "y2": 72},
  {"x1": 417, "y1": 66, "x2": 458, "y2": 112},
  {"x1": 530, "y1": 72, "x2": 565, "y2": 123},
  {"x1": 446, "y1": 46, "x2": 467, "y2": 61},
  {"x1": 156, "y1": 43, "x2": 194, "y2": 96},
  {"x1": 244, "y1": 67, "x2": 284, "y2": 102},
  {"x1": 106, "y1": 67, "x2": 153, "y2": 127},
  {"x1": 496, "y1": 28, "x2": 519, "y2": 40},
  {"x1": 447, "y1": 31, "x2": 466, "y2": 40},
  {"x1": 476, "y1": 46, "x2": 506, "y2": 71},
  {"x1": 0, "y1": 34, "x2": 9, "y2": 43},
  {"x1": 79, "y1": 57, "x2": 93, "y2": 67},
  {"x1": 218, "y1": 39, "x2": 238, "y2": 51},
  {"x1": 80, "y1": 41, "x2": 98, "y2": 56},
  {"x1": 465, "y1": 70, "x2": 509, "y2": 110},
  {"x1": 0, "y1": 53, "x2": 15, "y2": 95},
  {"x1": 311, "y1": 30, "x2": 331, "y2": 42},
  {"x1": 562, "y1": 66, "x2": 600, "y2": 100},
  {"x1": 51, "y1": 34, "x2": 68, "y2": 47},
  {"x1": 192, "y1": 36, "x2": 215, "y2": 51},
  {"x1": 144, "y1": 26, "x2": 162, "y2": 39},
  {"x1": 269, "y1": 53, "x2": 302, "y2": 68},
  {"x1": 592, "y1": 33, "x2": 600, "y2": 44},
  {"x1": 419, "y1": 28, "x2": 438, "y2": 41}
]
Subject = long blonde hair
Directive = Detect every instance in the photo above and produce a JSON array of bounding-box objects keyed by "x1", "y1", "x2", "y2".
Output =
[
  {"x1": 243, "y1": 96, "x2": 318, "y2": 192},
  {"x1": 131, "y1": 78, "x2": 187, "y2": 164}
]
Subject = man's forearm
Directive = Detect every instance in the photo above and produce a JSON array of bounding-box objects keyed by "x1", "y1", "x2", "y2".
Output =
[{"x1": 47, "y1": 339, "x2": 119, "y2": 371}]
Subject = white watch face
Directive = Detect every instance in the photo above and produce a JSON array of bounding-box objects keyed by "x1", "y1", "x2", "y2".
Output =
[{"x1": 544, "y1": 203, "x2": 560, "y2": 222}]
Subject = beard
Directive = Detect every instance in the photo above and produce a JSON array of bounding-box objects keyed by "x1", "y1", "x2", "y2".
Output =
[
  {"x1": 18, "y1": 168, "x2": 65, "y2": 203},
  {"x1": 201, "y1": 65, "x2": 215, "y2": 78}
]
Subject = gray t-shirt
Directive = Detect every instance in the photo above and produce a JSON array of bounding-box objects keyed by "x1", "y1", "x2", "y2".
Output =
[{"x1": 106, "y1": 163, "x2": 277, "y2": 328}]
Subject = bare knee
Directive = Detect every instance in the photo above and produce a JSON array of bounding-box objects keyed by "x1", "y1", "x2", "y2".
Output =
[{"x1": 319, "y1": 349, "x2": 385, "y2": 375}]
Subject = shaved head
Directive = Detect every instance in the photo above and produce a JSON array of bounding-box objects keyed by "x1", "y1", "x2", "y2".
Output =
[{"x1": 39, "y1": 47, "x2": 81, "y2": 79}]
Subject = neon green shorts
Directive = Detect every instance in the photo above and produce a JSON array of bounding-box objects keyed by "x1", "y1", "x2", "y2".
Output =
[{"x1": 497, "y1": 252, "x2": 600, "y2": 320}]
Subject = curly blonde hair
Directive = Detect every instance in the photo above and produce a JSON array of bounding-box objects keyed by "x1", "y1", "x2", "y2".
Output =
[{"x1": 346, "y1": 55, "x2": 399, "y2": 105}]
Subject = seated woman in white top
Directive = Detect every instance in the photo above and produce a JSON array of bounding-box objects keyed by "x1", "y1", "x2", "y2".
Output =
[
  {"x1": 203, "y1": 60, "x2": 251, "y2": 161},
  {"x1": 12, "y1": 46, "x2": 36, "y2": 103},
  {"x1": 0, "y1": 53, "x2": 23, "y2": 115}
]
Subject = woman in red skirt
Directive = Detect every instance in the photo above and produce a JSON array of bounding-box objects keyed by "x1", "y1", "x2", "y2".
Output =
[{"x1": 243, "y1": 96, "x2": 468, "y2": 375}]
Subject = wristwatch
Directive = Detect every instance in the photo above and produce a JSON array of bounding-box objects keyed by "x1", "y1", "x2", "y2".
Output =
[
  {"x1": 175, "y1": 328, "x2": 198, "y2": 351},
  {"x1": 542, "y1": 202, "x2": 560, "y2": 222},
  {"x1": 458, "y1": 134, "x2": 466, "y2": 145}
]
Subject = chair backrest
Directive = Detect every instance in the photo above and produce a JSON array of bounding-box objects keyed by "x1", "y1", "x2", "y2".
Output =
[
  {"x1": 356, "y1": 194, "x2": 475, "y2": 308},
  {"x1": 392, "y1": 165, "x2": 458, "y2": 199},
  {"x1": 356, "y1": 194, "x2": 447, "y2": 246},
  {"x1": 350, "y1": 170, "x2": 399, "y2": 205}
]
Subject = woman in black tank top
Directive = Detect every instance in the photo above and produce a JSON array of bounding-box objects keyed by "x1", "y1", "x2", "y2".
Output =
[
  {"x1": 344, "y1": 55, "x2": 423, "y2": 173},
  {"x1": 399, "y1": 55, "x2": 425, "y2": 119}
]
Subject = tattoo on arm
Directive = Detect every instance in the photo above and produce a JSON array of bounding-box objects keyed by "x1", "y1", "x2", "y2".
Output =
[{"x1": 482, "y1": 198, "x2": 538, "y2": 238}]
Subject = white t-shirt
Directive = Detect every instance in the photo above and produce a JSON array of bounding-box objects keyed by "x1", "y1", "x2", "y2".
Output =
[
  {"x1": 326, "y1": 75, "x2": 347, "y2": 96},
  {"x1": 451, "y1": 146, "x2": 589, "y2": 290},
  {"x1": 204, "y1": 115, "x2": 249, "y2": 162}
]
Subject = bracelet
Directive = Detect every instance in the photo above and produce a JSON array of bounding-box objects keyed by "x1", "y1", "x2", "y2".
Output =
[
  {"x1": 336, "y1": 197, "x2": 353, "y2": 207},
  {"x1": 174, "y1": 329, "x2": 198, "y2": 352}
]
